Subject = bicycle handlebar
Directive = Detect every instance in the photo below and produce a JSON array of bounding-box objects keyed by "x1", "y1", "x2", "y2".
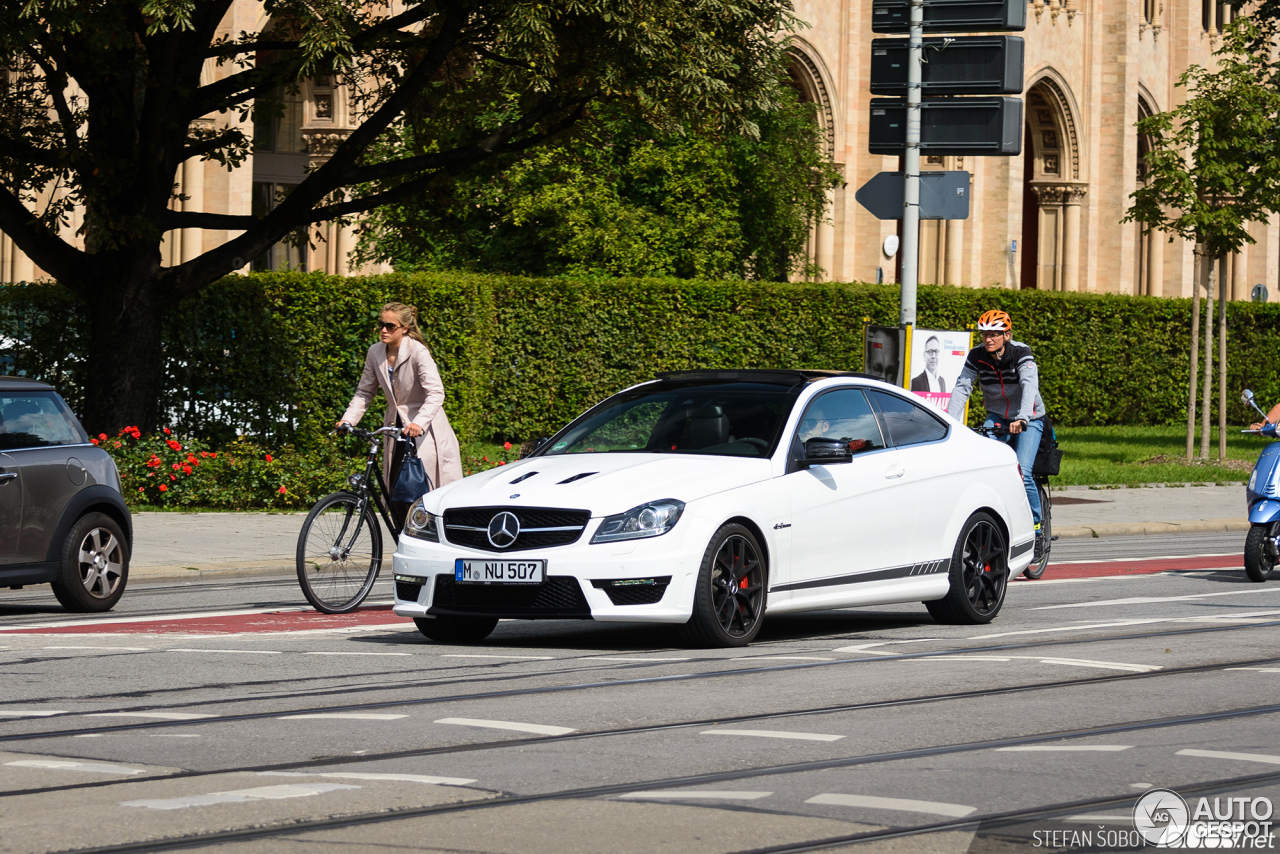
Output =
[{"x1": 334, "y1": 424, "x2": 402, "y2": 442}]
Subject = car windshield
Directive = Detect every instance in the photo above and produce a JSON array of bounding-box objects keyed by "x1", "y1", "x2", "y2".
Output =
[{"x1": 541, "y1": 380, "x2": 799, "y2": 458}]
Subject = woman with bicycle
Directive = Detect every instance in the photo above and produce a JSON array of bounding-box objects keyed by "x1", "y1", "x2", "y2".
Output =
[{"x1": 336, "y1": 302, "x2": 463, "y2": 524}]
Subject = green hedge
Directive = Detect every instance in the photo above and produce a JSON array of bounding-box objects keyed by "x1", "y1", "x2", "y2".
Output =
[{"x1": 3, "y1": 272, "x2": 1279, "y2": 449}]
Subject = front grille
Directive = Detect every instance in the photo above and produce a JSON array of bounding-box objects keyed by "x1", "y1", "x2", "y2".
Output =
[
  {"x1": 395, "y1": 580, "x2": 425, "y2": 603},
  {"x1": 429, "y1": 575, "x2": 591, "y2": 618},
  {"x1": 442, "y1": 506, "x2": 591, "y2": 552},
  {"x1": 592, "y1": 577, "x2": 672, "y2": 606}
]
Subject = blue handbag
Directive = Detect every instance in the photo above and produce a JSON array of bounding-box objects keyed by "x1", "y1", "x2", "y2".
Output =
[{"x1": 391, "y1": 436, "x2": 433, "y2": 503}]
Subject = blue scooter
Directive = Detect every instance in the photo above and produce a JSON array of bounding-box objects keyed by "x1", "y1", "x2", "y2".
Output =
[{"x1": 1241, "y1": 389, "x2": 1280, "y2": 582}]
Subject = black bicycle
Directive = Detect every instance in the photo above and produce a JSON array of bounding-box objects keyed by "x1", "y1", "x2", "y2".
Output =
[
  {"x1": 296, "y1": 425, "x2": 401, "y2": 613},
  {"x1": 976, "y1": 423, "x2": 1053, "y2": 580}
]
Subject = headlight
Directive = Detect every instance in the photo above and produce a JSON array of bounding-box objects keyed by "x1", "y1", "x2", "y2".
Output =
[
  {"x1": 404, "y1": 498, "x2": 440, "y2": 542},
  {"x1": 591, "y1": 499, "x2": 684, "y2": 544}
]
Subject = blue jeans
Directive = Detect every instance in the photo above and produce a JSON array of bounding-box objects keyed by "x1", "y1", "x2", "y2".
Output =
[{"x1": 984, "y1": 416, "x2": 1044, "y2": 526}]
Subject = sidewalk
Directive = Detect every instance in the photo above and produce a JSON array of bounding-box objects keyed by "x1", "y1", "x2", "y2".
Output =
[{"x1": 125, "y1": 483, "x2": 1251, "y2": 584}]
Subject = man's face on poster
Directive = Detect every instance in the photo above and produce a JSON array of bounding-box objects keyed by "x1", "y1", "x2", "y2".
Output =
[{"x1": 925, "y1": 336, "x2": 940, "y2": 373}]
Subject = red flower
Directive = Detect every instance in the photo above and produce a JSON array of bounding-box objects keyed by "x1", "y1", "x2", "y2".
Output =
[
  {"x1": 137, "y1": 488, "x2": 144, "y2": 493},
  {"x1": 210, "y1": 453, "x2": 217, "y2": 459},
  {"x1": 265, "y1": 454, "x2": 273, "y2": 462},
  {"x1": 90, "y1": 438, "x2": 98, "y2": 445},
  {"x1": 166, "y1": 440, "x2": 181, "y2": 452},
  {"x1": 504, "y1": 442, "x2": 512, "y2": 450},
  {"x1": 112, "y1": 441, "x2": 121, "y2": 448},
  {"x1": 163, "y1": 427, "x2": 170, "y2": 435},
  {"x1": 182, "y1": 465, "x2": 192, "y2": 475},
  {"x1": 200, "y1": 451, "x2": 209, "y2": 458},
  {"x1": 169, "y1": 474, "x2": 176, "y2": 480},
  {"x1": 172, "y1": 464, "x2": 180, "y2": 471},
  {"x1": 277, "y1": 486, "x2": 287, "y2": 494},
  {"x1": 498, "y1": 461, "x2": 506, "y2": 466},
  {"x1": 158, "y1": 484, "x2": 167, "y2": 492},
  {"x1": 97, "y1": 433, "x2": 107, "y2": 441},
  {"x1": 482, "y1": 456, "x2": 489, "y2": 462}
]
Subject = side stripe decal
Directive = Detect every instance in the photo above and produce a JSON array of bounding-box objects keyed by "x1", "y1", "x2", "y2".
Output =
[
  {"x1": 1010, "y1": 540, "x2": 1034, "y2": 559},
  {"x1": 771, "y1": 559, "x2": 951, "y2": 594}
]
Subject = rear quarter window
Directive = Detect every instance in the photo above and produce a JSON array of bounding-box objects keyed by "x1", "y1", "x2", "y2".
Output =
[
  {"x1": 866, "y1": 390, "x2": 949, "y2": 446},
  {"x1": 0, "y1": 393, "x2": 88, "y2": 450}
]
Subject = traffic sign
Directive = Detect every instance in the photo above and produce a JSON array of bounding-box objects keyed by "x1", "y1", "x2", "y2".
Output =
[
  {"x1": 869, "y1": 97, "x2": 1023, "y2": 156},
  {"x1": 855, "y1": 171, "x2": 971, "y2": 221},
  {"x1": 870, "y1": 36, "x2": 1024, "y2": 96},
  {"x1": 872, "y1": 0, "x2": 1026, "y2": 33}
]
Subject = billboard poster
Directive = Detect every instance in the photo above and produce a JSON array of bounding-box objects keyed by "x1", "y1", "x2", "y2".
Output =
[
  {"x1": 863, "y1": 325, "x2": 905, "y2": 387},
  {"x1": 904, "y1": 328, "x2": 973, "y2": 415}
]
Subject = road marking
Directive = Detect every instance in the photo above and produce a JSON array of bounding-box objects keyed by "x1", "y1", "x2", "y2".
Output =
[
  {"x1": 434, "y1": 717, "x2": 575, "y2": 736},
  {"x1": 0, "y1": 606, "x2": 316, "y2": 632},
  {"x1": 735, "y1": 655, "x2": 834, "y2": 661},
  {"x1": 1227, "y1": 667, "x2": 1280, "y2": 673},
  {"x1": 122, "y1": 783, "x2": 359, "y2": 810},
  {"x1": 1031, "y1": 587, "x2": 1280, "y2": 610},
  {"x1": 581, "y1": 656, "x2": 692, "y2": 662},
  {"x1": 303, "y1": 651, "x2": 413, "y2": 657},
  {"x1": 807, "y1": 793, "x2": 976, "y2": 817},
  {"x1": 909, "y1": 655, "x2": 1158, "y2": 672},
  {"x1": 281, "y1": 713, "x2": 408, "y2": 721},
  {"x1": 87, "y1": 712, "x2": 215, "y2": 720},
  {"x1": 909, "y1": 656, "x2": 1013, "y2": 662},
  {"x1": 168, "y1": 648, "x2": 282, "y2": 655},
  {"x1": 969, "y1": 611, "x2": 1280, "y2": 640},
  {"x1": 702, "y1": 729, "x2": 844, "y2": 742},
  {"x1": 831, "y1": 639, "x2": 940, "y2": 654},
  {"x1": 42, "y1": 646, "x2": 152, "y2": 651},
  {"x1": 997, "y1": 745, "x2": 1133, "y2": 752},
  {"x1": 620, "y1": 790, "x2": 773, "y2": 800},
  {"x1": 440, "y1": 660, "x2": 555, "y2": 665},
  {"x1": 260, "y1": 771, "x2": 476, "y2": 786},
  {"x1": 0, "y1": 710, "x2": 67, "y2": 717},
  {"x1": 1178, "y1": 749, "x2": 1280, "y2": 766},
  {"x1": 6, "y1": 760, "x2": 148, "y2": 775},
  {"x1": 1062, "y1": 814, "x2": 1134, "y2": 823}
]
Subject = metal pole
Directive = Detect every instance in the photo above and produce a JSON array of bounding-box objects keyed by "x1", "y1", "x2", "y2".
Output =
[{"x1": 898, "y1": 0, "x2": 923, "y2": 327}]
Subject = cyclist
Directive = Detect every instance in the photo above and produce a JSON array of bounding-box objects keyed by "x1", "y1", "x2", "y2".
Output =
[{"x1": 946, "y1": 310, "x2": 1049, "y2": 558}]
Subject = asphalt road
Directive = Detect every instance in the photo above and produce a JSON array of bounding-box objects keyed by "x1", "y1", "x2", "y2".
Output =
[{"x1": 2, "y1": 531, "x2": 1278, "y2": 854}]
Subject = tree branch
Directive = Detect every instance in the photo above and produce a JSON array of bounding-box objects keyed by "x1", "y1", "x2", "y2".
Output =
[
  {"x1": 205, "y1": 39, "x2": 301, "y2": 58},
  {"x1": 159, "y1": 210, "x2": 256, "y2": 231},
  {"x1": 0, "y1": 186, "x2": 89, "y2": 286}
]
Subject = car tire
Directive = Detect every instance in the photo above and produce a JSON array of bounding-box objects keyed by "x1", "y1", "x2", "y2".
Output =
[
  {"x1": 1244, "y1": 522, "x2": 1278, "y2": 583},
  {"x1": 678, "y1": 523, "x2": 767, "y2": 648},
  {"x1": 413, "y1": 615, "x2": 499, "y2": 644},
  {"x1": 50, "y1": 513, "x2": 130, "y2": 613},
  {"x1": 925, "y1": 511, "x2": 1009, "y2": 625}
]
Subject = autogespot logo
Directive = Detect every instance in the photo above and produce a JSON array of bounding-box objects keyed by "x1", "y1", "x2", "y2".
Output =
[{"x1": 1135, "y1": 789, "x2": 1190, "y2": 846}]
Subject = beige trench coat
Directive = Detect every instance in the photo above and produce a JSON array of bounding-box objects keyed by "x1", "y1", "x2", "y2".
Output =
[{"x1": 340, "y1": 338, "x2": 463, "y2": 491}]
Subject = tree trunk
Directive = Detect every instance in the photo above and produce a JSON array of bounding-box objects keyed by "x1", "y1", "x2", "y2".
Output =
[
  {"x1": 1200, "y1": 257, "x2": 1216, "y2": 459},
  {"x1": 79, "y1": 262, "x2": 167, "y2": 435},
  {"x1": 1186, "y1": 249, "x2": 1202, "y2": 460},
  {"x1": 1218, "y1": 254, "x2": 1228, "y2": 462}
]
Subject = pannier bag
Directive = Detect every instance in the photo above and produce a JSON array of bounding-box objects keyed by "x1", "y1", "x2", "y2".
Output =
[{"x1": 1032, "y1": 413, "x2": 1063, "y2": 477}]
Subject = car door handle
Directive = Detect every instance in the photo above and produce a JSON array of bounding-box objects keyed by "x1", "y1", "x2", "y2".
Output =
[
  {"x1": 0, "y1": 472, "x2": 15, "y2": 484},
  {"x1": 885, "y1": 465, "x2": 905, "y2": 480}
]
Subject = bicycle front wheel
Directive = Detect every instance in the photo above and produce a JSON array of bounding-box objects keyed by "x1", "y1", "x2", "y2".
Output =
[
  {"x1": 297, "y1": 492, "x2": 383, "y2": 613},
  {"x1": 1023, "y1": 481, "x2": 1051, "y2": 580}
]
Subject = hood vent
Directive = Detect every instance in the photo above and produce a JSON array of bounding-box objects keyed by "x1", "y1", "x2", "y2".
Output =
[
  {"x1": 509, "y1": 471, "x2": 538, "y2": 484},
  {"x1": 557, "y1": 472, "x2": 598, "y2": 484}
]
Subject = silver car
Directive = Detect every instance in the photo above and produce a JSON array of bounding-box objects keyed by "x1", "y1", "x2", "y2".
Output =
[{"x1": 0, "y1": 377, "x2": 132, "y2": 611}]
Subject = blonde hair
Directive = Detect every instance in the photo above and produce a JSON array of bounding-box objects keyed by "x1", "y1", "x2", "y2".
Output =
[{"x1": 381, "y1": 302, "x2": 424, "y2": 344}]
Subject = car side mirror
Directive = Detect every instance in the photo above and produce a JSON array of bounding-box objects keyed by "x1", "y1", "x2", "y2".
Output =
[
  {"x1": 802, "y1": 437, "x2": 853, "y2": 467},
  {"x1": 518, "y1": 437, "x2": 549, "y2": 459}
]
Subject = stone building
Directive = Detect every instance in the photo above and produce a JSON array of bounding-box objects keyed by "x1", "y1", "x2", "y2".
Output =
[
  {"x1": 0, "y1": 1, "x2": 1273, "y2": 297},
  {"x1": 790, "y1": 0, "x2": 1276, "y2": 298}
]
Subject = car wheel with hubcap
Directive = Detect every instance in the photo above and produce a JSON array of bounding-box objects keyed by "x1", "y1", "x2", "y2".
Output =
[
  {"x1": 1245, "y1": 521, "x2": 1279, "y2": 582},
  {"x1": 51, "y1": 513, "x2": 129, "y2": 613},
  {"x1": 414, "y1": 615, "x2": 499, "y2": 643},
  {"x1": 926, "y1": 511, "x2": 1008, "y2": 625},
  {"x1": 679, "y1": 523, "x2": 767, "y2": 648}
]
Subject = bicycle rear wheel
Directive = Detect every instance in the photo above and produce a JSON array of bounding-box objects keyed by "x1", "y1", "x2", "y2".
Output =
[
  {"x1": 297, "y1": 492, "x2": 383, "y2": 613},
  {"x1": 1023, "y1": 481, "x2": 1051, "y2": 580}
]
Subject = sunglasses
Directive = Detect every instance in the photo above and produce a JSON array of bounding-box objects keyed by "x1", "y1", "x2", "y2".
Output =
[{"x1": 378, "y1": 322, "x2": 403, "y2": 332}]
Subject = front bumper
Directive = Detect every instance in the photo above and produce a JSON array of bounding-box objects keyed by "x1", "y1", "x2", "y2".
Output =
[{"x1": 390, "y1": 519, "x2": 707, "y2": 624}]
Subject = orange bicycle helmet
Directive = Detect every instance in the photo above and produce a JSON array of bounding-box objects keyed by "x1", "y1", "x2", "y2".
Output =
[{"x1": 976, "y1": 309, "x2": 1012, "y2": 332}]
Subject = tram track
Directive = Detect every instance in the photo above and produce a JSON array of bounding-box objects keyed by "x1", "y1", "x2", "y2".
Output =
[
  {"x1": 3, "y1": 616, "x2": 1279, "y2": 743},
  {"x1": 40, "y1": 699, "x2": 1280, "y2": 854},
  {"x1": 6, "y1": 646, "x2": 1280, "y2": 802}
]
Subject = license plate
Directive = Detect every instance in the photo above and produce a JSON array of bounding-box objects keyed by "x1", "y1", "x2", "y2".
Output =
[{"x1": 455, "y1": 558, "x2": 545, "y2": 584}]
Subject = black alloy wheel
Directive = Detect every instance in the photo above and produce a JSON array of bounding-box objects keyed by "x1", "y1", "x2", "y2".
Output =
[
  {"x1": 680, "y1": 523, "x2": 767, "y2": 647},
  {"x1": 1245, "y1": 521, "x2": 1279, "y2": 582},
  {"x1": 926, "y1": 512, "x2": 1009, "y2": 625}
]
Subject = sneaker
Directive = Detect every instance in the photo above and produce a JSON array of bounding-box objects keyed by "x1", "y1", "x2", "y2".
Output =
[{"x1": 1032, "y1": 524, "x2": 1045, "y2": 561}]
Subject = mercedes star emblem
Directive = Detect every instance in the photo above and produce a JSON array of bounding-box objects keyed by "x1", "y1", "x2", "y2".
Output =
[{"x1": 487, "y1": 511, "x2": 521, "y2": 548}]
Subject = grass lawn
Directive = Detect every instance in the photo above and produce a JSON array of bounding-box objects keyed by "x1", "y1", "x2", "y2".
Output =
[{"x1": 1054, "y1": 425, "x2": 1263, "y2": 486}]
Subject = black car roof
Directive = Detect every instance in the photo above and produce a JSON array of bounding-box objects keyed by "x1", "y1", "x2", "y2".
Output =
[
  {"x1": 0, "y1": 376, "x2": 55, "y2": 392},
  {"x1": 654, "y1": 369, "x2": 882, "y2": 386}
]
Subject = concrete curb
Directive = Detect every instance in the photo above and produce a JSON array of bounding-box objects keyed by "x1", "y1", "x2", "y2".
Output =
[
  {"x1": 128, "y1": 560, "x2": 294, "y2": 584},
  {"x1": 1056, "y1": 518, "x2": 1251, "y2": 539}
]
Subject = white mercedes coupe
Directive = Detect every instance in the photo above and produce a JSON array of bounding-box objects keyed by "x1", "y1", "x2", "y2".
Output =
[{"x1": 390, "y1": 370, "x2": 1034, "y2": 647}]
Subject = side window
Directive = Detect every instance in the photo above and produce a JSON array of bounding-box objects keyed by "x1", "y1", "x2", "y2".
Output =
[
  {"x1": 0, "y1": 394, "x2": 86, "y2": 450},
  {"x1": 796, "y1": 389, "x2": 885, "y2": 456},
  {"x1": 866, "y1": 390, "x2": 948, "y2": 446}
]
